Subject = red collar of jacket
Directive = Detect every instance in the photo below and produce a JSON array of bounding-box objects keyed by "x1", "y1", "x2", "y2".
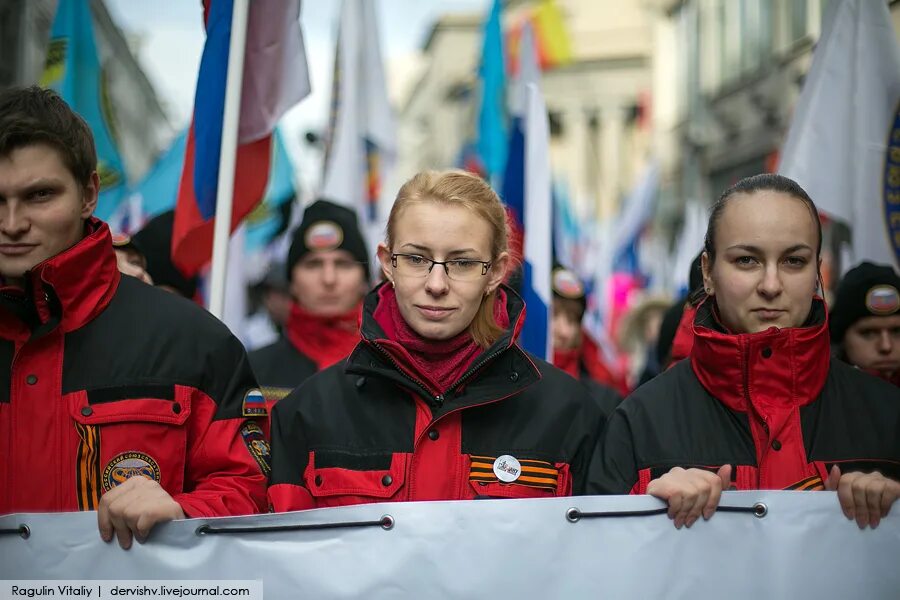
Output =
[
  {"x1": 0, "y1": 218, "x2": 120, "y2": 338},
  {"x1": 689, "y1": 297, "x2": 830, "y2": 413}
]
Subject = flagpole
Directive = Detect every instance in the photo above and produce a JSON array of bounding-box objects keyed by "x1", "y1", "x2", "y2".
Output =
[{"x1": 208, "y1": 0, "x2": 250, "y2": 319}]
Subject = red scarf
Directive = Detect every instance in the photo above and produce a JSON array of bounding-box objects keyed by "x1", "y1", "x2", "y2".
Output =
[
  {"x1": 553, "y1": 347, "x2": 581, "y2": 379},
  {"x1": 372, "y1": 285, "x2": 509, "y2": 394},
  {"x1": 285, "y1": 302, "x2": 362, "y2": 370}
]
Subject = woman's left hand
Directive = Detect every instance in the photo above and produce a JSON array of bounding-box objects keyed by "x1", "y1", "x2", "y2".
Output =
[{"x1": 825, "y1": 465, "x2": 900, "y2": 529}]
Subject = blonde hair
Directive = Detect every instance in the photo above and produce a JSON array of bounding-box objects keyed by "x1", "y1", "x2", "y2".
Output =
[{"x1": 386, "y1": 169, "x2": 512, "y2": 348}]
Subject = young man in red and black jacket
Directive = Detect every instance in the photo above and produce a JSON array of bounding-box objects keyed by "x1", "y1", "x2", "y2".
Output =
[{"x1": 0, "y1": 87, "x2": 269, "y2": 548}]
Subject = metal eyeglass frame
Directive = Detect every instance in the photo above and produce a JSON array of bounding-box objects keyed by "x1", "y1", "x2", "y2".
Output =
[{"x1": 390, "y1": 253, "x2": 493, "y2": 278}]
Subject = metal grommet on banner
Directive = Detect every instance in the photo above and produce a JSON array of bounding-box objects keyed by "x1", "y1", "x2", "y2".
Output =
[
  {"x1": 752, "y1": 502, "x2": 768, "y2": 518},
  {"x1": 380, "y1": 515, "x2": 394, "y2": 530},
  {"x1": 0, "y1": 524, "x2": 30, "y2": 539},
  {"x1": 196, "y1": 524, "x2": 211, "y2": 536},
  {"x1": 566, "y1": 508, "x2": 581, "y2": 523}
]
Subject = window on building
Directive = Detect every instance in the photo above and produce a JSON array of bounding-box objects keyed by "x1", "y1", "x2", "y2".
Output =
[{"x1": 790, "y1": 0, "x2": 809, "y2": 42}]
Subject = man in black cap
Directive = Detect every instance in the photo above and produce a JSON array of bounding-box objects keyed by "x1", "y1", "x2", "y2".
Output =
[
  {"x1": 249, "y1": 199, "x2": 370, "y2": 406},
  {"x1": 830, "y1": 261, "x2": 900, "y2": 385},
  {"x1": 131, "y1": 210, "x2": 198, "y2": 299}
]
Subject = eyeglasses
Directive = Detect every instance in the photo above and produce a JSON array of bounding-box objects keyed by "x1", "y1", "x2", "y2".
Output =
[{"x1": 391, "y1": 253, "x2": 492, "y2": 282}]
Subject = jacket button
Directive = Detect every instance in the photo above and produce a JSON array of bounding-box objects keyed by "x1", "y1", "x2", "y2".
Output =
[
  {"x1": 509, "y1": 371, "x2": 519, "y2": 382},
  {"x1": 771, "y1": 439, "x2": 782, "y2": 451},
  {"x1": 25, "y1": 375, "x2": 37, "y2": 385},
  {"x1": 761, "y1": 347, "x2": 772, "y2": 358},
  {"x1": 428, "y1": 429, "x2": 440, "y2": 441},
  {"x1": 172, "y1": 403, "x2": 182, "y2": 414},
  {"x1": 314, "y1": 475, "x2": 323, "y2": 486},
  {"x1": 80, "y1": 406, "x2": 93, "y2": 417},
  {"x1": 381, "y1": 475, "x2": 393, "y2": 486},
  {"x1": 356, "y1": 377, "x2": 366, "y2": 389}
]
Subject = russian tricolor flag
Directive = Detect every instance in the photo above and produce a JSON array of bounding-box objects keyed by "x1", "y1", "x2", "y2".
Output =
[
  {"x1": 502, "y1": 25, "x2": 552, "y2": 360},
  {"x1": 172, "y1": 0, "x2": 309, "y2": 275}
]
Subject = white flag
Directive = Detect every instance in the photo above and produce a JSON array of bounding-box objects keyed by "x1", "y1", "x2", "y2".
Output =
[
  {"x1": 319, "y1": 0, "x2": 396, "y2": 261},
  {"x1": 778, "y1": 0, "x2": 900, "y2": 269}
]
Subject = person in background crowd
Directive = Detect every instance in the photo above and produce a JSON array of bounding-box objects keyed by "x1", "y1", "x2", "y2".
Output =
[
  {"x1": 244, "y1": 261, "x2": 293, "y2": 351},
  {"x1": 0, "y1": 87, "x2": 268, "y2": 548},
  {"x1": 268, "y1": 170, "x2": 603, "y2": 511},
  {"x1": 111, "y1": 232, "x2": 152, "y2": 285},
  {"x1": 131, "y1": 210, "x2": 198, "y2": 299},
  {"x1": 249, "y1": 199, "x2": 369, "y2": 406},
  {"x1": 656, "y1": 253, "x2": 704, "y2": 370},
  {"x1": 551, "y1": 266, "x2": 625, "y2": 413},
  {"x1": 590, "y1": 173, "x2": 900, "y2": 530},
  {"x1": 830, "y1": 261, "x2": 900, "y2": 385},
  {"x1": 618, "y1": 294, "x2": 670, "y2": 387}
]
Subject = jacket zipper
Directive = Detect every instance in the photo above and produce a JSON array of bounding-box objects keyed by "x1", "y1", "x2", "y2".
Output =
[{"x1": 369, "y1": 341, "x2": 444, "y2": 406}]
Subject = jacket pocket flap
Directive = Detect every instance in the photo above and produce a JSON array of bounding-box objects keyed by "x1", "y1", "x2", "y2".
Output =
[
  {"x1": 69, "y1": 385, "x2": 191, "y2": 426},
  {"x1": 304, "y1": 452, "x2": 407, "y2": 498}
]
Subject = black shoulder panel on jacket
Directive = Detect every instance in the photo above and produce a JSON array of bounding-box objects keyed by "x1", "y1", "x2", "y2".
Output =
[
  {"x1": 62, "y1": 277, "x2": 257, "y2": 419},
  {"x1": 802, "y1": 359, "x2": 900, "y2": 478},
  {"x1": 580, "y1": 378, "x2": 622, "y2": 419},
  {"x1": 249, "y1": 337, "x2": 318, "y2": 389}
]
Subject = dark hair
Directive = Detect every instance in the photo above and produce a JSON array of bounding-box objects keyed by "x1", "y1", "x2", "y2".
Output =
[
  {"x1": 0, "y1": 86, "x2": 97, "y2": 187},
  {"x1": 703, "y1": 173, "x2": 823, "y2": 266}
]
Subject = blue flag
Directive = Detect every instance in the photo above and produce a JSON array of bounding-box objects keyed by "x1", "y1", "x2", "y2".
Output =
[
  {"x1": 476, "y1": 0, "x2": 507, "y2": 183},
  {"x1": 41, "y1": 0, "x2": 127, "y2": 221}
]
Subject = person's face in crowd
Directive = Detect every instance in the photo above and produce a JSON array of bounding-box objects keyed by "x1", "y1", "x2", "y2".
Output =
[
  {"x1": 114, "y1": 247, "x2": 153, "y2": 285},
  {"x1": 702, "y1": 191, "x2": 820, "y2": 334},
  {"x1": 290, "y1": 249, "x2": 367, "y2": 316},
  {"x1": 843, "y1": 314, "x2": 900, "y2": 377},
  {"x1": 378, "y1": 201, "x2": 508, "y2": 340},
  {"x1": 0, "y1": 144, "x2": 97, "y2": 286},
  {"x1": 552, "y1": 297, "x2": 583, "y2": 350},
  {"x1": 263, "y1": 287, "x2": 294, "y2": 326}
]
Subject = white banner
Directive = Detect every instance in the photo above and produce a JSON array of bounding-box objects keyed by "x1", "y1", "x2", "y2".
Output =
[{"x1": 1, "y1": 492, "x2": 898, "y2": 599}]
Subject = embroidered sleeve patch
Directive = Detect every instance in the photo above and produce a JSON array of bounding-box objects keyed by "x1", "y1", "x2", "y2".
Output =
[
  {"x1": 240, "y1": 421, "x2": 271, "y2": 476},
  {"x1": 242, "y1": 389, "x2": 268, "y2": 417},
  {"x1": 469, "y1": 455, "x2": 559, "y2": 491}
]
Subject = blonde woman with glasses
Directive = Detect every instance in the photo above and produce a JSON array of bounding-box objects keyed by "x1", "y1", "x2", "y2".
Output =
[{"x1": 268, "y1": 169, "x2": 604, "y2": 510}]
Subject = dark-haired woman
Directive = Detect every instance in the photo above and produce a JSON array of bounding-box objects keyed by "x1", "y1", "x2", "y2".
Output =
[
  {"x1": 589, "y1": 174, "x2": 900, "y2": 529},
  {"x1": 268, "y1": 170, "x2": 603, "y2": 510}
]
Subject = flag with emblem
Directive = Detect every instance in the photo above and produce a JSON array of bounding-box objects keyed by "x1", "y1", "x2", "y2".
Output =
[
  {"x1": 320, "y1": 0, "x2": 396, "y2": 260},
  {"x1": 778, "y1": 0, "x2": 900, "y2": 270},
  {"x1": 41, "y1": 0, "x2": 127, "y2": 221}
]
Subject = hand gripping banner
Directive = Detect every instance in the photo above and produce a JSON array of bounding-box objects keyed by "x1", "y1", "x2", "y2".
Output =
[{"x1": 1, "y1": 492, "x2": 898, "y2": 598}]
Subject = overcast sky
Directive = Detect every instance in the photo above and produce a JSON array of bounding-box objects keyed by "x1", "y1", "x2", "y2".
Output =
[{"x1": 103, "y1": 0, "x2": 489, "y2": 192}]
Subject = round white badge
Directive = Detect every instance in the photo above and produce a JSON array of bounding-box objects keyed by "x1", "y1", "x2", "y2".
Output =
[{"x1": 493, "y1": 455, "x2": 522, "y2": 483}]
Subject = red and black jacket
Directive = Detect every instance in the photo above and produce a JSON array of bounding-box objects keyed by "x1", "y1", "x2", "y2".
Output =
[
  {"x1": 0, "y1": 219, "x2": 269, "y2": 517},
  {"x1": 589, "y1": 299, "x2": 900, "y2": 494},
  {"x1": 268, "y1": 283, "x2": 604, "y2": 511}
]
